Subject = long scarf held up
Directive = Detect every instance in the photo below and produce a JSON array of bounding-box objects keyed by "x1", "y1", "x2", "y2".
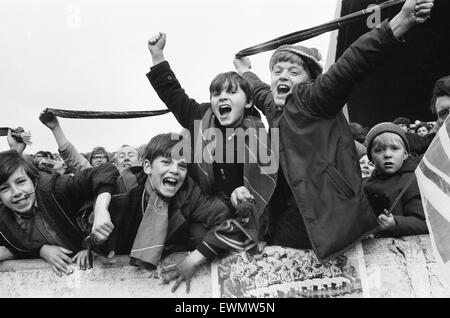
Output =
[
  {"x1": 41, "y1": 107, "x2": 170, "y2": 119},
  {"x1": 0, "y1": 127, "x2": 32, "y2": 145},
  {"x1": 129, "y1": 181, "x2": 169, "y2": 270},
  {"x1": 235, "y1": 0, "x2": 405, "y2": 58},
  {"x1": 194, "y1": 108, "x2": 278, "y2": 251}
]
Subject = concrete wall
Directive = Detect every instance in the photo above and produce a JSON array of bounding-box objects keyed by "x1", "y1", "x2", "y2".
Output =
[
  {"x1": 363, "y1": 235, "x2": 450, "y2": 297},
  {"x1": 1, "y1": 235, "x2": 449, "y2": 298},
  {"x1": 0, "y1": 252, "x2": 211, "y2": 298}
]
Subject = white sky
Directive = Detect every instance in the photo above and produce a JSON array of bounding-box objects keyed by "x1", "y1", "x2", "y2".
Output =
[{"x1": 0, "y1": 0, "x2": 339, "y2": 154}]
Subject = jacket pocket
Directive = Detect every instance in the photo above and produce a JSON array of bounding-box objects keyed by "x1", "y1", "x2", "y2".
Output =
[{"x1": 326, "y1": 165, "x2": 355, "y2": 199}]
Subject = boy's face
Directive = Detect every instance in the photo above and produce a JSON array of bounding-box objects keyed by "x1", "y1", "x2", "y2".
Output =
[
  {"x1": 91, "y1": 154, "x2": 108, "y2": 167},
  {"x1": 0, "y1": 166, "x2": 35, "y2": 214},
  {"x1": 210, "y1": 84, "x2": 252, "y2": 127},
  {"x1": 143, "y1": 156, "x2": 187, "y2": 198},
  {"x1": 370, "y1": 133, "x2": 408, "y2": 175},
  {"x1": 417, "y1": 126, "x2": 428, "y2": 137},
  {"x1": 270, "y1": 61, "x2": 310, "y2": 107}
]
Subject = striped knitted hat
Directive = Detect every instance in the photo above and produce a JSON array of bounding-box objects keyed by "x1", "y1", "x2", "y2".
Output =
[
  {"x1": 269, "y1": 45, "x2": 323, "y2": 79},
  {"x1": 365, "y1": 122, "x2": 410, "y2": 161}
]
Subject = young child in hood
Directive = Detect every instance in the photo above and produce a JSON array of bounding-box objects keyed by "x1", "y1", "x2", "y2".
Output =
[{"x1": 364, "y1": 122, "x2": 428, "y2": 237}]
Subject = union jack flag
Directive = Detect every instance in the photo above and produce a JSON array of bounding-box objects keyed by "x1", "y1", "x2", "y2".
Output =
[{"x1": 415, "y1": 117, "x2": 450, "y2": 287}]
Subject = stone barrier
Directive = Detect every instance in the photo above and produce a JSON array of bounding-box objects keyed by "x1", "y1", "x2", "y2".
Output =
[{"x1": 1, "y1": 235, "x2": 449, "y2": 298}]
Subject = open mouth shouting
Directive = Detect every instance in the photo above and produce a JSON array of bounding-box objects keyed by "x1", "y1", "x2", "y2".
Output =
[
  {"x1": 157, "y1": 174, "x2": 183, "y2": 198},
  {"x1": 163, "y1": 176, "x2": 179, "y2": 190},
  {"x1": 272, "y1": 83, "x2": 293, "y2": 106},
  {"x1": 145, "y1": 156, "x2": 187, "y2": 199},
  {"x1": 277, "y1": 84, "x2": 291, "y2": 97},
  {"x1": 218, "y1": 104, "x2": 232, "y2": 117},
  {"x1": 277, "y1": 84, "x2": 291, "y2": 96}
]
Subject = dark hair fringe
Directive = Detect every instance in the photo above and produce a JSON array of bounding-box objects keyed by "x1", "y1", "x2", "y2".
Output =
[
  {"x1": 269, "y1": 50, "x2": 318, "y2": 79},
  {"x1": 209, "y1": 71, "x2": 253, "y2": 105},
  {"x1": 0, "y1": 150, "x2": 39, "y2": 186},
  {"x1": 144, "y1": 133, "x2": 184, "y2": 163}
]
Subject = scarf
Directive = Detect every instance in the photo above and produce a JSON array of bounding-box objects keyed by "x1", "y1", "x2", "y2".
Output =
[
  {"x1": 193, "y1": 108, "x2": 278, "y2": 250},
  {"x1": 129, "y1": 180, "x2": 169, "y2": 270},
  {"x1": 0, "y1": 127, "x2": 32, "y2": 145}
]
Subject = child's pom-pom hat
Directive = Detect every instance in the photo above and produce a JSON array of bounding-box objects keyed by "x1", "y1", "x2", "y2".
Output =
[
  {"x1": 269, "y1": 45, "x2": 323, "y2": 79},
  {"x1": 365, "y1": 122, "x2": 410, "y2": 161}
]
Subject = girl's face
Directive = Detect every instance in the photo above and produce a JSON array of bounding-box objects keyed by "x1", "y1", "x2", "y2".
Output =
[{"x1": 0, "y1": 166, "x2": 35, "y2": 214}]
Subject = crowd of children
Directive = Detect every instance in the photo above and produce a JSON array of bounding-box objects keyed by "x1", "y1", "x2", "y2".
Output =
[{"x1": 0, "y1": 0, "x2": 440, "y2": 294}]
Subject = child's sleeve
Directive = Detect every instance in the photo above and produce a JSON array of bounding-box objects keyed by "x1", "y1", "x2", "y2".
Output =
[
  {"x1": 186, "y1": 180, "x2": 234, "y2": 261},
  {"x1": 0, "y1": 239, "x2": 40, "y2": 259},
  {"x1": 146, "y1": 61, "x2": 208, "y2": 128},
  {"x1": 58, "y1": 141, "x2": 92, "y2": 173},
  {"x1": 64, "y1": 163, "x2": 120, "y2": 212},
  {"x1": 242, "y1": 71, "x2": 274, "y2": 116},
  {"x1": 296, "y1": 20, "x2": 402, "y2": 119},
  {"x1": 390, "y1": 178, "x2": 429, "y2": 237}
]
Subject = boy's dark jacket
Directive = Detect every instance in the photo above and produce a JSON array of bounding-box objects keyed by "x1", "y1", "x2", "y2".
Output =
[
  {"x1": 240, "y1": 21, "x2": 403, "y2": 262},
  {"x1": 105, "y1": 166, "x2": 232, "y2": 260},
  {"x1": 0, "y1": 163, "x2": 119, "y2": 258},
  {"x1": 364, "y1": 156, "x2": 428, "y2": 237}
]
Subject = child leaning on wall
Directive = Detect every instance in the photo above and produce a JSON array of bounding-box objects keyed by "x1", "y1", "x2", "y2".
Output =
[
  {"x1": 0, "y1": 129, "x2": 119, "y2": 276},
  {"x1": 146, "y1": 34, "x2": 278, "y2": 252},
  {"x1": 233, "y1": 0, "x2": 434, "y2": 262},
  {"x1": 96, "y1": 133, "x2": 242, "y2": 293},
  {"x1": 363, "y1": 122, "x2": 428, "y2": 237}
]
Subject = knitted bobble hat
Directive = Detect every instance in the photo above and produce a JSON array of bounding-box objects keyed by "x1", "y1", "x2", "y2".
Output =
[
  {"x1": 365, "y1": 122, "x2": 410, "y2": 161},
  {"x1": 269, "y1": 45, "x2": 323, "y2": 79}
]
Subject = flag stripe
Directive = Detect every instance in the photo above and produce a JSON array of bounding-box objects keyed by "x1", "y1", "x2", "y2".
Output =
[
  {"x1": 424, "y1": 129, "x2": 450, "y2": 180},
  {"x1": 419, "y1": 159, "x2": 450, "y2": 195},
  {"x1": 415, "y1": 167, "x2": 450, "y2": 223},
  {"x1": 416, "y1": 116, "x2": 450, "y2": 286},
  {"x1": 424, "y1": 199, "x2": 450, "y2": 263}
]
